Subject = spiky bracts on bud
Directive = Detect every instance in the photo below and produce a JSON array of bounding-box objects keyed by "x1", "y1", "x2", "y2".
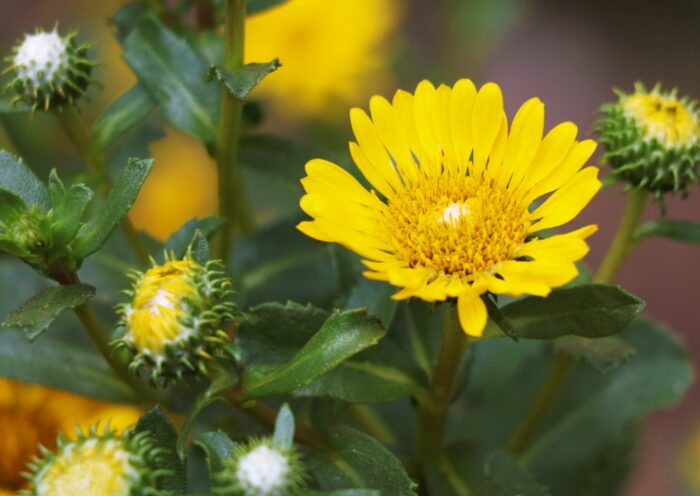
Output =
[
  {"x1": 595, "y1": 82, "x2": 700, "y2": 199},
  {"x1": 4, "y1": 27, "x2": 97, "y2": 112},
  {"x1": 114, "y1": 252, "x2": 237, "y2": 385},
  {"x1": 216, "y1": 438, "x2": 307, "y2": 496},
  {"x1": 22, "y1": 424, "x2": 170, "y2": 496}
]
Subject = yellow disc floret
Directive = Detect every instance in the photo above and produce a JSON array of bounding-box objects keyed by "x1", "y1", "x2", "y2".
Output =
[
  {"x1": 622, "y1": 92, "x2": 699, "y2": 148},
  {"x1": 24, "y1": 427, "x2": 167, "y2": 496},
  {"x1": 299, "y1": 79, "x2": 601, "y2": 337},
  {"x1": 115, "y1": 252, "x2": 236, "y2": 384}
]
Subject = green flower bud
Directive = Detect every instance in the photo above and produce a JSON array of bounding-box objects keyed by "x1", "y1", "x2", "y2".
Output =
[
  {"x1": 4, "y1": 27, "x2": 97, "y2": 112},
  {"x1": 595, "y1": 82, "x2": 700, "y2": 199},
  {"x1": 216, "y1": 437, "x2": 307, "y2": 496},
  {"x1": 0, "y1": 206, "x2": 57, "y2": 270},
  {"x1": 22, "y1": 424, "x2": 170, "y2": 496},
  {"x1": 114, "y1": 252, "x2": 237, "y2": 385}
]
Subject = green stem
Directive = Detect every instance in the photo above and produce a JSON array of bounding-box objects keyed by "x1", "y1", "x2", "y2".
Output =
[
  {"x1": 213, "y1": 0, "x2": 254, "y2": 262},
  {"x1": 593, "y1": 188, "x2": 649, "y2": 284},
  {"x1": 506, "y1": 188, "x2": 649, "y2": 455},
  {"x1": 53, "y1": 108, "x2": 150, "y2": 266},
  {"x1": 416, "y1": 304, "x2": 469, "y2": 459}
]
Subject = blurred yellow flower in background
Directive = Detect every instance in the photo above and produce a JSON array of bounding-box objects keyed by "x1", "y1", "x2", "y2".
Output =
[
  {"x1": 246, "y1": 0, "x2": 402, "y2": 118},
  {"x1": 129, "y1": 128, "x2": 218, "y2": 241},
  {"x1": 0, "y1": 378, "x2": 140, "y2": 494}
]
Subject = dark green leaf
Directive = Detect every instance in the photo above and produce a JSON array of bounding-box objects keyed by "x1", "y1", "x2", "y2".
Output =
[
  {"x1": 425, "y1": 442, "x2": 550, "y2": 496},
  {"x1": 0, "y1": 188, "x2": 27, "y2": 221},
  {"x1": 206, "y1": 60, "x2": 281, "y2": 101},
  {"x1": 521, "y1": 320, "x2": 692, "y2": 495},
  {"x1": 49, "y1": 173, "x2": 93, "y2": 246},
  {"x1": 242, "y1": 309, "x2": 386, "y2": 399},
  {"x1": 195, "y1": 431, "x2": 236, "y2": 492},
  {"x1": 164, "y1": 216, "x2": 227, "y2": 258},
  {"x1": 485, "y1": 285, "x2": 644, "y2": 340},
  {"x1": 124, "y1": 16, "x2": 219, "y2": 146},
  {"x1": 0, "y1": 329, "x2": 135, "y2": 402},
  {"x1": 2, "y1": 284, "x2": 95, "y2": 340},
  {"x1": 0, "y1": 150, "x2": 49, "y2": 209},
  {"x1": 135, "y1": 406, "x2": 186, "y2": 493},
  {"x1": 635, "y1": 219, "x2": 700, "y2": 244},
  {"x1": 110, "y1": 2, "x2": 148, "y2": 42},
  {"x1": 0, "y1": 97, "x2": 31, "y2": 114},
  {"x1": 273, "y1": 403, "x2": 295, "y2": 449},
  {"x1": 90, "y1": 84, "x2": 157, "y2": 151},
  {"x1": 554, "y1": 335, "x2": 636, "y2": 373},
  {"x1": 308, "y1": 426, "x2": 416, "y2": 495},
  {"x1": 190, "y1": 229, "x2": 210, "y2": 264},
  {"x1": 247, "y1": 0, "x2": 289, "y2": 14},
  {"x1": 72, "y1": 158, "x2": 152, "y2": 259}
]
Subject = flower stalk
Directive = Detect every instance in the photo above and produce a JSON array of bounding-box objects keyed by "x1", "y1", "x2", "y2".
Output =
[
  {"x1": 507, "y1": 186, "x2": 649, "y2": 455},
  {"x1": 213, "y1": 0, "x2": 254, "y2": 262},
  {"x1": 416, "y1": 304, "x2": 470, "y2": 459},
  {"x1": 53, "y1": 107, "x2": 150, "y2": 266}
]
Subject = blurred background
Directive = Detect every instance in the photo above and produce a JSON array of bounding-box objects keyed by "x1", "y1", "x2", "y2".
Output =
[{"x1": 1, "y1": 0, "x2": 699, "y2": 493}]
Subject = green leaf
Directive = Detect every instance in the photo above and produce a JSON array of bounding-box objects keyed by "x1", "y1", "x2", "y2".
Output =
[
  {"x1": 345, "y1": 278, "x2": 397, "y2": 329},
  {"x1": 190, "y1": 229, "x2": 210, "y2": 264},
  {"x1": 485, "y1": 285, "x2": 644, "y2": 340},
  {"x1": 635, "y1": 219, "x2": 700, "y2": 244},
  {"x1": 110, "y1": 2, "x2": 148, "y2": 42},
  {"x1": 554, "y1": 335, "x2": 636, "y2": 373},
  {"x1": 242, "y1": 309, "x2": 386, "y2": 399},
  {"x1": 49, "y1": 172, "x2": 93, "y2": 246},
  {"x1": 0, "y1": 150, "x2": 49, "y2": 209},
  {"x1": 272, "y1": 403, "x2": 295, "y2": 449},
  {"x1": 521, "y1": 320, "x2": 692, "y2": 495},
  {"x1": 164, "y1": 216, "x2": 227, "y2": 258},
  {"x1": 195, "y1": 431, "x2": 236, "y2": 492},
  {"x1": 123, "y1": 16, "x2": 219, "y2": 146},
  {"x1": 247, "y1": 0, "x2": 289, "y2": 14},
  {"x1": 308, "y1": 426, "x2": 416, "y2": 495},
  {"x1": 134, "y1": 406, "x2": 186, "y2": 493},
  {"x1": 71, "y1": 158, "x2": 153, "y2": 259},
  {"x1": 425, "y1": 442, "x2": 550, "y2": 496},
  {"x1": 206, "y1": 59, "x2": 281, "y2": 101},
  {"x1": 0, "y1": 329, "x2": 135, "y2": 402},
  {"x1": 90, "y1": 84, "x2": 157, "y2": 151},
  {"x1": 2, "y1": 284, "x2": 95, "y2": 340},
  {"x1": 0, "y1": 188, "x2": 27, "y2": 221},
  {"x1": 307, "y1": 491, "x2": 380, "y2": 496}
]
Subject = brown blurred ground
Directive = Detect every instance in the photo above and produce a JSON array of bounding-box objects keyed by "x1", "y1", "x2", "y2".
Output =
[{"x1": 1, "y1": 0, "x2": 700, "y2": 493}]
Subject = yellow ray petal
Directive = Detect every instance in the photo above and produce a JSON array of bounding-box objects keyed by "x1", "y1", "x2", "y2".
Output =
[
  {"x1": 303, "y1": 159, "x2": 384, "y2": 208},
  {"x1": 472, "y1": 82, "x2": 504, "y2": 174},
  {"x1": 433, "y1": 84, "x2": 458, "y2": 172},
  {"x1": 518, "y1": 122, "x2": 578, "y2": 193},
  {"x1": 457, "y1": 291, "x2": 488, "y2": 337},
  {"x1": 499, "y1": 259, "x2": 579, "y2": 288},
  {"x1": 413, "y1": 80, "x2": 442, "y2": 174},
  {"x1": 449, "y1": 78, "x2": 477, "y2": 172},
  {"x1": 369, "y1": 95, "x2": 418, "y2": 181},
  {"x1": 350, "y1": 108, "x2": 403, "y2": 192},
  {"x1": 502, "y1": 97, "x2": 544, "y2": 189},
  {"x1": 392, "y1": 89, "x2": 427, "y2": 164},
  {"x1": 514, "y1": 225, "x2": 598, "y2": 262},
  {"x1": 487, "y1": 113, "x2": 509, "y2": 185},
  {"x1": 527, "y1": 139, "x2": 597, "y2": 201},
  {"x1": 530, "y1": 166, "x2": 601, "y2": 232},
  {"x1": 349, "y1": 141, "x2": 398, "y2": 199},
  {"x1": 297, "y1": 220, "x2": 335, "y2": 242}
]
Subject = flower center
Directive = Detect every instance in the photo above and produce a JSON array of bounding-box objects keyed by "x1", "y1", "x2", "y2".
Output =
[
  {"x1": 35, "y1": 439, "x2": 134, "y2": 496},
  {"x1": 623, "y1": 93, "x2": 699, "y2": 148},
  {"x1": 128, "y1": 260, "x2": 199, "y2": 355},
  {"x1": 236, "y1": 445, "x2": 290, "y2": 495},
  {"x1": 386, "y1": 174, "x2": 530, "y2": 278},
  {"x1": 14, "y1": 32, "x2": 68, "y2": 90}
]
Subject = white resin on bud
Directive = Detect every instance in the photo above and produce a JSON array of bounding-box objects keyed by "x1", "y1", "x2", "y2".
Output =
[
  {"x1": 14, "y1": 31, "x2": 68, "y2": 90},
  {"x1": 235, "y1": 444, "x2": 290, "y2": 496}
]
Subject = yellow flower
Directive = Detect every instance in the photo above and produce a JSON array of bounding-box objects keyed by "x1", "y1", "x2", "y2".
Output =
[
  {"x1": 298, "y1": 79, "x2": 601, "y2": 337},
  {"x1": 245, "y1": 0, "x2": 401, "y2": 118},
  {"x1": 0, "y1": 378, "x2": 140, "y2": 494},
  {"x1": 115, "y1": 254, "x2": 236, "y2": 382},
  {"x1": 622, "y1": 90, "x2": 699, "y2": 148},
  {"x1": 129, "y1": 128, "x2": 218, "y2": 242}
]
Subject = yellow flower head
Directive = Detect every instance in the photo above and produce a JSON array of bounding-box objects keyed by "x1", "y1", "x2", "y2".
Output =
[
  {"x1": 298, "y1": 79, "x2": 601, "y2": 337},
  {"x1": 245, "y1": 0, "x2": 401, "y2": 118},
  {"x1": 115, "y1": 253, "x2": 236, "y2": 383},
  {"x1": 596, "y1": 83, "x2": 700, "y2": 197},
  {"x1": 0, "y1": 378, "x2": 140, "y2": 494},
  {"x1": 24, "y1": 426, "x2": 166, "y2": 496}
]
